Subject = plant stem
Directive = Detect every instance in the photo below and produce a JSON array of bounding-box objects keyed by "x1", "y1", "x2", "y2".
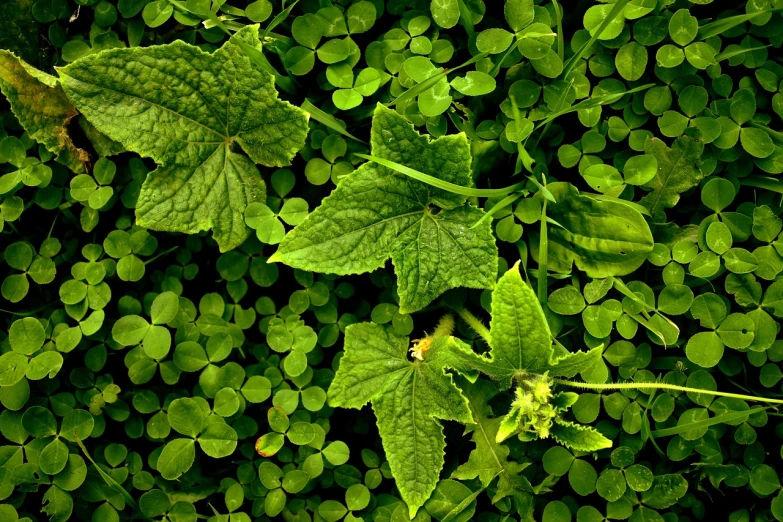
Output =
[
  {"x1": 555, "y1": 379, "x2": 783, "y2": 405},
  {"x1": 537, "y1": 197, "x2": 548, "y2": 308},
  {"x1": 456, "y1": 308, "x2": 492, "y2": 345},
  {"x1": 433, "y1": 314, "x2": 456, "y2": 339},
  {"x1": 144, "y1": 246, "x2": 179, "y2": 265}
]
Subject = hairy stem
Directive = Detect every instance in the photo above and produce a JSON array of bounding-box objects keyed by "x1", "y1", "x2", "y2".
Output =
[
  {"x1": 456, "y1": 308, "x2": 492, "y2": 345},
  {"x1": 555, "y1": 379, "x2": 783, "y2": 405},
  {"x1": 433, "y1": 313, "x2": 456, "y2": 339}
]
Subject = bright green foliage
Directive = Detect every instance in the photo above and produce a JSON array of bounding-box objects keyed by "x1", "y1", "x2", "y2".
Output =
[
  {"x1": 640, "y1": 136, "x2": 704, "y2": 223},
  {"x1": 451, "y1": 379, "x2": 530, "y2": 496},
  {"x1": 272, "y1": 104, "x2": 497, "y2": 312},
  {"x1": 463, "y1": 263, "x2": 603, "y2": 389},
  {"x1": 59, "y1": 26, "x2": 308, "y2": 251},
  {"x1": 328, "y1": 322, "x2": 474, "y2": 517},
  {"x1": 537, "y1": 183, "x2": 654, "y2": 277},
  {"x1": 5, "y1": 0, "x2": 783, "y2": 521}
]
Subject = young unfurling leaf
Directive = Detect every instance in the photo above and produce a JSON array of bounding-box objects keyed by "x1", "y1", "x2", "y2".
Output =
[
  {"x1": 550, "y1": 418, "x2": 613, "y2": 452},
  {"x1": 459, "y1": 262, "x2": 603, "y2": 389}
]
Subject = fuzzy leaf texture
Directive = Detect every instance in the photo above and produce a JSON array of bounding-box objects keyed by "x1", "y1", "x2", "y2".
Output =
[
  {"x1": 271, "y1": 104, "x2": 497, "y2": 313},
  {"x1": 640, "y1": 135, "x2": 704, "y2": 223},
  {"x1": 550, "y1": 419, "x2": 612, "y2": 452},
  {"x1": 457, "y1": 263, "x2": 603, "y2": 388},
  {"x1": 533, "y1": 182, "x2": 654, "y2": 278},
  {"x1": 327, "y1": 323, "x2": 475, "y2": 517},
  {"x1": 58, "y1": 25, "x2": 309, "y2": 251},
  {"x1": 0, "y1": 50, "x2": 89, "y2": 173},
  {"x1": 451, "y1": 378, "x2": 531, "y2": 501}
]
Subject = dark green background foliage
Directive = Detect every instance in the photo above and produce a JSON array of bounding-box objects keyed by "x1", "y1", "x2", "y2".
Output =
[{"x1": 3, "y1": 0, "x2": 783, "y2": 521}]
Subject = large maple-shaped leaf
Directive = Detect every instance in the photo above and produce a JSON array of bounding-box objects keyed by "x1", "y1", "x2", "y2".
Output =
[
  {"x1": 59, "y1": 25, "x2": 308, "y2": 252},
  {"x1": 328, "y1": 322, "x2": 474, "y2": 517},
  {"x1": 270, "y1": 104, "x2": 497, "y2": 313},
  {"x1": 0, "y1": 51, "x2": 89, "y2": 173},
  {"x1": 640, "y1": 135, "x2": 704, "y2": 223},
  {"x1": 450, "y1": 263, "x2": 603, "y2": 389}
]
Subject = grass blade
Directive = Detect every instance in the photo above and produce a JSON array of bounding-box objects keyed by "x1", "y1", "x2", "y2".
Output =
[
  {"x1": 262, "y1": 0, "x2": 299, "y2": 40},
  {"x1": 534, "y1": 84, "x2": 654, "y2": 131},
  {"x1": 355, "y1": 153, "x2": 526, "y2": 197},
  {"x1": 561, "y1": 0, "x2": 631, "y2": 78},
  {"x1": 537, "y1": 190, "x2": 549, "y2": 308},
  {"x1": 715, "y1": 45, "x2": 771, "y2": 63},
  {"x1": 650, "y1": 407, "x2": 769, "y2": 438},
  {"x1": 73, "y1": 433, "x2": 140, "y2": 512},
  {"x1": 471, "y1": 193, "x2": 523, "y2": 229},
  {"x1": 456, "y1": 0, "x2": 475, "y2": 36},
  {"x1": 697, "y1": 10, "x2": 781, "y2": 40},
  {"x1": 301, "y1": 100, "x2": 366, "y2": 143},
  {"x1": 552, "y1": 0, "x2": 564, "y2": 62},
  {"x1": 388, "y1": 52, "x2": 489, "y2": 107},
  {"x1": 741, "y1": 175, "x2": 783, "y2": 194}
]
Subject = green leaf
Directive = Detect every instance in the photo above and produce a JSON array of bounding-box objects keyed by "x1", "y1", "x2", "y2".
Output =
[
  {"x1": 59, "y1": 25, "x2": 308, "y2": 251},
  {"x1": 157, "y1": 438, "x2": 197, "y2": 480},
  {"x1": 454, "y1": 263, "x2": 602, "y2": 388},
  {"x1": 198, "y1": 423, "x2": 238, "y2": 457},
  {"x1": 167, "y1": 397, "x2": 207, "y2": 438},
  {"x1": 42, "y1": 485, "x2": 73, "y2": 522},
  {"x1": 505, "y1": 0, "x2": 534, "y2": 32},
  {"x1": 615, "y1": 42, "x2": 648, "y2": 81},
  {"x1": 451, "y1": 379, "x2": 529, "y2": 499},
  {"x1": 111, "y1": 315, "x2": 150, "y2": 346},
  {"x1": 431, "y1": 0, "x2": 459, "y2": 29},
  {"x1": 641, "y1": 474, "x2": 688, "y2": 509},
  {"x1": 327, "y1": 322, "x2": 474, "y2": 517},
  {"x1": 640, "y1": 135, "x2": 704, "y2": 223},
  {"x1": 450, "y1": 71, "x2": 496, "y2": 96},
  {"x1": 9, "y1": 317, "x2": 45, "y2": 355},
  {"x1": 40, "y1": 438, "x2": 69, "y2": 475},
  {"x1": 534, "y1": 182, "x2": 654, "y2": 278},
  {"x1": 0, "y1": 50, "x2": 89, "y2": 173},
  {"x1": 489, "y1": 262, "x2": 554, "y2": 378},
  {"x1": 272, "y1": 105, "x2": 497, "y2": 313},
  {"x1": 424, "y1": 479, "x2": 478, "y2": 522},
  {"x1": 550, "y1": 418, "x2": 612, "y2": 452}
]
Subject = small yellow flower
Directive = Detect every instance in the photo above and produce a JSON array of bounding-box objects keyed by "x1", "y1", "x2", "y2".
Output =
[{"x1": 409, "y1": 335, "x2": 433, "y2": 360}]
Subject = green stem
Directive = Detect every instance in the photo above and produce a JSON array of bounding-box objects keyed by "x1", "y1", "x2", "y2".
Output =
[
  {"x1": 144, "y1": 246, "x2": 179, "y2": 265},
  {"x1": 537, "y1": 197, "x2": 548, "y2": 308},
  {"x1": 301, "y1": 100, "x2": 366, "y2": 143},
  {"x1": 555, "y1": 379, "x2": 783, "y2": 405},
  {"x1": 471, "y1": 192, "x2": 523, "y2": 229},
  {"x1": 433, "y1": 314, "x2": 456, "y2": 339},
  {"x1": 456, "y1": 308, "x2": 492, "y2": 345}
]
